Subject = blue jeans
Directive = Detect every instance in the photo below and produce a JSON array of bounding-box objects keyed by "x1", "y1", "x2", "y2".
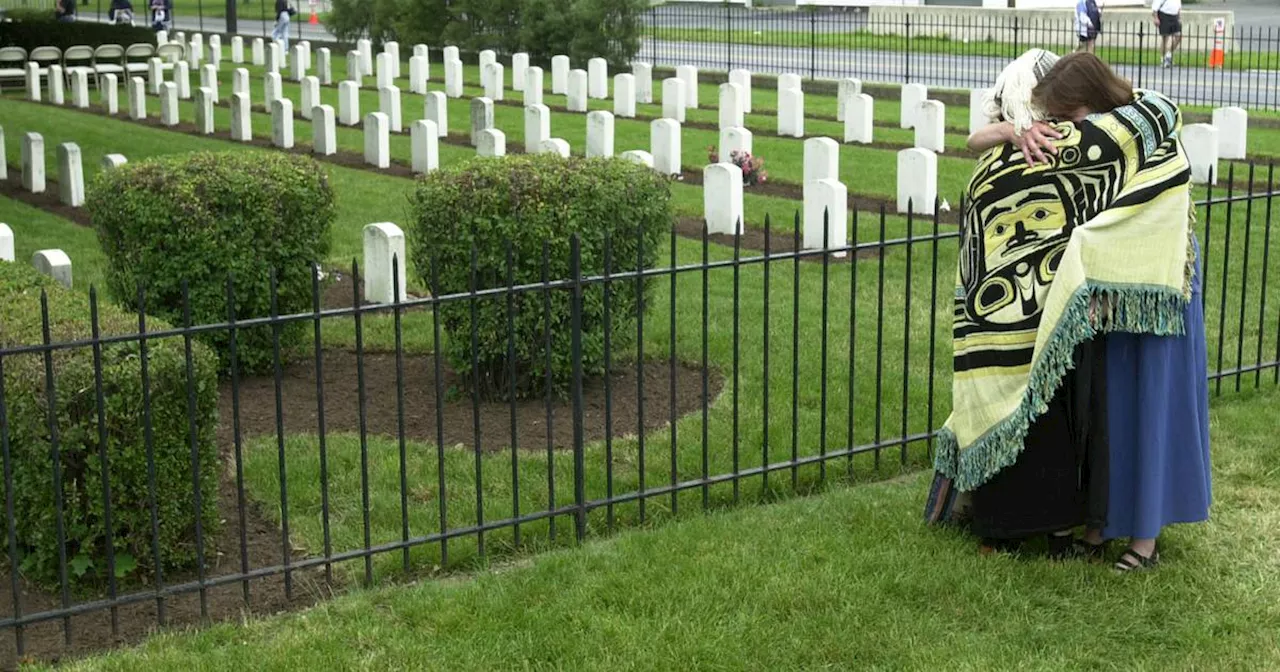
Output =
[{"x1": 272, "y1": 12, "x2": 290, "y2": 57}]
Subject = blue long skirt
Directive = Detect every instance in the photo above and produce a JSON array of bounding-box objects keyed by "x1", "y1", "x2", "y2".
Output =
[{"x1": 1103, "y1": 238, "x2": 1212, "y2": 540}]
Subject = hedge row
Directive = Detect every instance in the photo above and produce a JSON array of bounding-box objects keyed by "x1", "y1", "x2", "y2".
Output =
[
  {"x1": 0, "y1": 10, "x2": 156, "y2": 51},
  {"x1": 0, "y1": 261, "x2": 219, "y2": 589}
]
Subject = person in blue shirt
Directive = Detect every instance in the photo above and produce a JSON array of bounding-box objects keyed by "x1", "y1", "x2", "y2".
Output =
[{"x1": 1076, "y1": 0, "x2": 1103, "y2": 53}]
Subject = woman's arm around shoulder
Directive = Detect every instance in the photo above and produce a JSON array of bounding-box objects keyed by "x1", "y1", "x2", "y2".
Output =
[{"x1": 967, "y1": 120, "x2": 1064, "y2": 166}]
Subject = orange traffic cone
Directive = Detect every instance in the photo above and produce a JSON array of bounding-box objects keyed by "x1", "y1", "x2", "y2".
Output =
[
  {"x1": 309, "y1": 8, "x2": 318, "y2": 24},
  {"x1": 1208, "y1": 17, "x2": 1225, "y2": 68}
]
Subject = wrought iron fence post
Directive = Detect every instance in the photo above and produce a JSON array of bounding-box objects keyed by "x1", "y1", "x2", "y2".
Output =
[
  {"x1": 569, "y1": 235, "x2": 588, "y2": 542},
  {"x1": 226, "y1": 0, "x2": 238, "y2": 36},
  {"x1": 1012, "y1": 17, "x2": 1020, "y2": 57},
  {"x1": 904, "y1": 15, "x2": 911, "y2": 84},
  {"x1": 810, "y1": 9, "x2": 817, "y2": 81},
  {"x1": 1137, "y1": 21, "x2": 1146, "y2": 89},
  {"x1": 726, "y1": 0, "x2": 732, "y2": 73}
]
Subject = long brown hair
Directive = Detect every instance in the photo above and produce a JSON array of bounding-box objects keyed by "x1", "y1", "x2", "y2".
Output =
[{"x1": 1032, "y1": 52, "x2": 1133, "y2": 119}]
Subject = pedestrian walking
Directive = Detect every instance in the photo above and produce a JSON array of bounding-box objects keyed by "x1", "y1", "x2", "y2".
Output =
[{"x1": 1152, "y1": 0, "x2": 1182, "y2": 68}]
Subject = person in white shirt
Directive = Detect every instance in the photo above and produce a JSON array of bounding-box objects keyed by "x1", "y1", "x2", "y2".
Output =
[{"x1": 1152, "y1": 0, "x2": 1182, "y2": 68}]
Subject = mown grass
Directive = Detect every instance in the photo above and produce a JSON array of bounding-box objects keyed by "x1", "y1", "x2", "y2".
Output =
[{"x1": 34, "y1": 385, "x2": 1280, "y2": 671}]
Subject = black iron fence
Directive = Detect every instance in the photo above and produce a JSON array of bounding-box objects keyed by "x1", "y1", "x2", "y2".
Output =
[
  {"x1": 639, "y1": 4, "x2": 1280, "y2": 112},
  {"x1": 0, "y1": 175, "x2": 1277, "y2": 662}
]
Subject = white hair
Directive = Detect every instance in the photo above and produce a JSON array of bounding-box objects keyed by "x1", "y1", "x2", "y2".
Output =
[{"x1": 982, "y1": 49, "x2": 1061, "y2": 136}]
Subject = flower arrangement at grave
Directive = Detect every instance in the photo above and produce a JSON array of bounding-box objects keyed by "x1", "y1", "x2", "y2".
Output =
[{"x1": 707, "y1": 146, "x2": 768, "y2": 187}]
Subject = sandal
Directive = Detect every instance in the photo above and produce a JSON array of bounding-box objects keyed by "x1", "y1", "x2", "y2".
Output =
[{"x1": 1114, "y1": 548, "x2": 1160, "y2": 572}]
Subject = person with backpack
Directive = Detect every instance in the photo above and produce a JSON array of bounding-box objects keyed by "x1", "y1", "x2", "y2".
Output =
[
  {"x1": 272, "y1": 0, "x2": 296, "y2": 60},
  {"x1": 1075, "y1": 0, "x2": 1103, "y2": 53},
  {"x1": 54, "y1": 0, "x2": 76, "y2": 22}
]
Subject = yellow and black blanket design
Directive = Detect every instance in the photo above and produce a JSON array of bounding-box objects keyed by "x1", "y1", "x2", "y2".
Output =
[{"x1": 934, "y1": 90, "x2": 1194, "y2": 492}]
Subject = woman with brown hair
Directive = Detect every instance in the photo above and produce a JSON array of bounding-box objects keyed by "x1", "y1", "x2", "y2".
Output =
[{"x1": 928, "y1": 52, "x2": 1210, "y2": 573}]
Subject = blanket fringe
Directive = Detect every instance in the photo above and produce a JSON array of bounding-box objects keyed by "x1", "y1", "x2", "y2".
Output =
[{"x1": 935, "y1": 281, "x2": 1188, "y2": 492}]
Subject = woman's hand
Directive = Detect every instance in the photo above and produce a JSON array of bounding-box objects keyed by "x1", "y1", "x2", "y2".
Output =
[{"x1": 1014, "y1": 121, "x2": 1063, "y2": 167}]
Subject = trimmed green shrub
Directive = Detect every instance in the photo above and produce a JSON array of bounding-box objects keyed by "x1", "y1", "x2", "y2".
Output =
[
  {"x1": 408, "y1": 154, "x2": 673, "y2": 400},
  {"x1": 88, "y1": 152, "x2": 335, "y2": 374},
  {"x1": 0, "y1": 262, "x2": 219, "y2": 589},
  {"x1": 0, "y1": 11, "x2": 157, "y2": 51}
]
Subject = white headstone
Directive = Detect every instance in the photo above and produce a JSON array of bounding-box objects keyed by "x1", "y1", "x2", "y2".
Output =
[
  {"x1": 837, "y1": 78, "x2": 862, "y2": 122},
  {"x1": 301, "y1": 76, "x2": 319, "y2": 120},
  {"x1": 266, "y1": 42, "x2": 281, "y2": 74},
  {"x1": 478, "y1": 49, "x2": 496, "y2": 74},
  {"x1": 376, "y1": 52, "x2": 393, "y2": 90},
  {"x1": 651, "y1": 119, "x2": 682, "y2": 176},
  {"x1": 347, "y1": 50, "x2": 363, "y2": 85},
  {"x1": 1182, "y1": 123, "x2": 1220, "y2": 185},
  {"x1": 512, "y1": 52, "x2": 528, "y2": 92},
  {"x1": 633, "y1": 62, "x2": 653, "y2": 104},
  {"x1": 0, "y1": 224, "x2": 11, "y2": 262},
  {"x1": 567, "y1": 69, "x2": 588, "y2": 113},
  {"x1": 48, "y1": 65, "x2": 65, "y2": 105},
  {"x1": 208, "y1": 35, "x2": 221, "y2": 67},
  {"x1": 728, "y1": 69, "x2": 751, "y2": 113},
  {"x1": 778, "y1": 73, "x2": 801, "y2": 94},
  {"x1": 470, "y1": 97, "x2": 494, "y2": 147},
  {"x1": 314, "y1": 104, "x2": 337, "y2": 156},
  {"x1": 272, "y1": 98, "x2": 295, "y2": 149},
  {"x1": 317, "y1": 48, "x2": 333, "y2": 85},
  {"x1": 543, "y1": 138, "x2": 571, "y2": 158},
  {"x1": 358, "y1": 38, "x2": 373, "y2": 76},
  {"x1": 484, "y1": 63, "x2": 505, "y2": 101},
  {"x1": 778, "y1": 88, "x2": 804, "y2": 138},
  {"x1": 21, "y1": 132, "x2": 45, "y2": 193},
  {"x1": 70, "y1": 69, "x2": 90, "y2": 108},
  {"x1": 443, "y1": 46, "x2": 459, "y2": 63},
  {"x1": 525, "y1": 104, "x2": 551, "y2": 154},
  {"x1": 409, "y1": 55, "x2": 429, "y2": 94},
  {"x1": 379, "y1": 85, "x2": 403, "y2": 133},
  {"x1": 621, "y1": 150, "x2": 654, "y2": 169},
  {"x1": 230, "y1": 92, "x2": 252, "y2": 141},
  {"x1": 160, "y1": 82, "x2": 179, "y2": 126},
  {"x1": 292, "y1": 45, "x2": 307, "y2": 81},
  {"x1": 586, "y1": 110, "x2": 615, "y2": 158},
  {"x1": 524, "y1": 66, "x2": 544, "y2": 106},
  {"x1": 174, "y1": 60, "x2": 191, "y2": 99},
  {"x1": 676, "y1": 65, "x2": 698, "y2": 108},
  {"x1": 156, "y1": 29, "x2": 167, "y2": 45},
  {"x1": 252, "y1": 38, "x2": 265, "y2": 66},
  {"x1": 719, "y1": 82, "x2": 744, "y2": 130},
  {"x1": 719, "y1": 127, "x2": 753, "y2": 163},
  {"x1": 233, "y1": 67, "x2": 250, "y2": 99},
  {"x1": 704, "y1": 163, "x2": 744, "y2": 235},
  {"x1": 298, "y1": 41, "x2": 311, "y2": 70},
  {"x1": 901, "y1": 83, "x2": 928, "y2": 129},
  {"x1": 844, "y1": 93, "x2": 874, "y2": 145},
  {"x1": 445, "y1": 59, "x2": 463, "y2": 98},
  {"x1": 804, "y1": 179, "x2": 848, "y2": 253},
  {"x1": 969, "y1": 89, "x2": 989, "y2": 136},
  {"x1": 478, "y1": 128, "x2": 506, "y2": 157},
  {"x1": 264, "y1": 71, "x2": 282, "y2": 107},
  {"x1": 916, "y1": 100, "x2": 946, "y2": 154},
  {"x1": 588, "y1": 58, "x2": 608, "y2": 99},
  {"x1": 128, "y1": 77, "x2": 146, "y2": 120},
  {"x1": 662, "y1": 78, "x2": 686, "y2": 123},
  {"x1": 804, "y1": 137, "x2": 839, "y2": 185},
  {"x1": 1212, "y1": 107, "x2": 1248, "y2": 160},
  {"x1": 101, "y1": 73, "x2": 119, "y2": 115},
  {"x1": 424, "y1": 92, "x2": 449, "y2": 137},
  {"x1": 614, "y1": 74, "x2": 636, "y2": 118},
  {"x1": 195, "y1": 86, "x2": 215, "y2": 134},
  {"x1": 101, "y1": 154, "x2": 128, "y2": 170},
  {"x1": 32, "y1": 250, "x2": 72, "y2": 289},
  {"x1": 56, "y1": 143, "x2": 84, "y2": 208},
  {"x1": 551, "y1": 55, "x2": 570, "y2": 95},
  {"x1": 897, "y1": 148, "x2": 937, "y2": 215},
  {"x1": 365, "y1": 112, "x2": 391, "y2": 168},
  {"x1": 363, "y1": 222, "x2": 407, "y2": 305},
  {"x1": 384, "y1": 41, "x2": 401, "y2": 79},
  {"x1": 25, "y1": 63, "x2": 40, "y2": 102},
  {"x1": 339, "y1": 81, "x2": 360, "y2": 126},
  {"x1": 200, "y1": 63, "x2": 218, "y2": 103},
  {"x1": 232, "y1": 36, "x2": 244, "y2": 63},
  {"x1": 411, "y1": 119, "x2": 439, "y2": 174},
  {"x1": 188, "y1": 33, "x2": 203, "y2": 66}
]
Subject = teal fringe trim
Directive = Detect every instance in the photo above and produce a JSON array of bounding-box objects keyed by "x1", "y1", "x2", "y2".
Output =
[{"x1": 934, "y1": 281, "x2": 1189, "y2": 492}]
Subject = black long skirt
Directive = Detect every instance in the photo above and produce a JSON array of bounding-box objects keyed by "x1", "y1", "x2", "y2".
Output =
[{"x1": 969, "y1": 339, "x2": 1110, "y2": 539}]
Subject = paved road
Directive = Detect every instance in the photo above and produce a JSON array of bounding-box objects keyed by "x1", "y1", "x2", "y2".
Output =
[{"x1": 77, "y1": 9, "x2": 1279, "y2": 110}]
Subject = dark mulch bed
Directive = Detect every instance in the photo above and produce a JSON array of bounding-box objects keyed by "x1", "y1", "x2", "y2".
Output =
[
  {"x1": 673, "y1": 216, "x2": 882, "y2": 263},
  {"x1": 0, "y1": 176, "x2": 93, "y2": 228},
  {"x1": 0, "y1": 346, "x2": 718, "y2": 667}
]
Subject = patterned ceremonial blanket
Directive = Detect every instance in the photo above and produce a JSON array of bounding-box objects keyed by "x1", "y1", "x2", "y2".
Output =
[{"x1": 933, "y1": 89, "x2": 1195, "y2": 493}]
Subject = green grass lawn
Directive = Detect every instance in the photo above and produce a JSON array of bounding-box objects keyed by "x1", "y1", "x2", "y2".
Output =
[{"x1": 35, "y1": 384, "x2": 1280, "y2": 671}]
